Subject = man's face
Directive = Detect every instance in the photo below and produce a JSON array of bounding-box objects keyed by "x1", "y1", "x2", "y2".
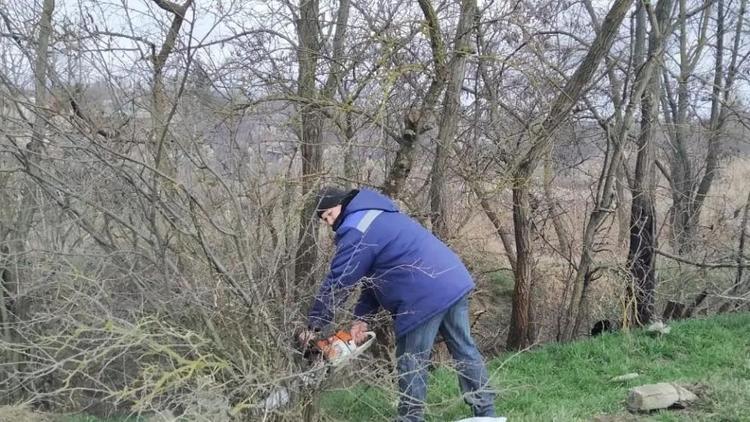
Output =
[{"x1": 320, "y1": 205, "x2": 342, "y2": 227}]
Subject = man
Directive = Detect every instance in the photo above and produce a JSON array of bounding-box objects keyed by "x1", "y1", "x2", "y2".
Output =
[{"x1": 300, "y1": 186, "x2": 496, "y2": 421}]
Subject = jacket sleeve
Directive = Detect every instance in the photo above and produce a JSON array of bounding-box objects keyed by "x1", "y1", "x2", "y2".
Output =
[
  {"x1": 353, "y1": 284, "x2": 380, "y2": 320},
  {"x1": 308, "y1": 229, "x2": 376, "y2": 330}
]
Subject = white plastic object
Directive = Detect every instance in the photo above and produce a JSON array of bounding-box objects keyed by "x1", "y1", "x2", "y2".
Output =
[{"x1": 261, "y1": 386, "x2": 290, "y2": 410}]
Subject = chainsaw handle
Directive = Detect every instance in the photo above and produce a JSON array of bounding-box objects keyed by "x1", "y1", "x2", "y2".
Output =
[
  {"x1": 358, "y1": 331, "x2": 377, "y2": 351},
  {"x1": 356, "y1": 331, "x2": 377, "y2": 355}
]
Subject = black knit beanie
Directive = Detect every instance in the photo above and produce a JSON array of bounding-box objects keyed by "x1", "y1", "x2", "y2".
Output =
[{"x1": 315, "y1": 187, "x2": 355, "y2": 218}]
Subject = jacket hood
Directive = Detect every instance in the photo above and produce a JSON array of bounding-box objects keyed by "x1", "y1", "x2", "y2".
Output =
[{"x1": 342, "y1": 189, "x2": 398, "y2": 217}]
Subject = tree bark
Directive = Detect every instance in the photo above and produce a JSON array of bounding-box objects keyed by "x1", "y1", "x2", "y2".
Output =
[
  {"x1": 146, "y1": 0, "x2": 193, "y2": 294},
  {"x1": 383, "y1": 115, "x2": 419, "y2": 198},
  {"x1": 507, "y1": 174, "x2": 534, "y2": 349}
]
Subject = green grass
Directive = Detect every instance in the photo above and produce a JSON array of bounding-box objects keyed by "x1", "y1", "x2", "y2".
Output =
[
  {"x1": 321, "y1": 313, "x2": 750, "y2": 421},
  {"x1": 489, "y1": 269, "x2": 515, "y2": 298}
]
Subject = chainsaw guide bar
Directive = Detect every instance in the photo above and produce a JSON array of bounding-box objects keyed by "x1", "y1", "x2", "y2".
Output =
[{"x1": 257, "y1": 330, "x2": 377, "y2": 413}]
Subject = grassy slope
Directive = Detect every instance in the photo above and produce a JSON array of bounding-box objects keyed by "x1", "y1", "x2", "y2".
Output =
[{"x1": 320, "y1": 313, "x2": 750, "y2": 421}]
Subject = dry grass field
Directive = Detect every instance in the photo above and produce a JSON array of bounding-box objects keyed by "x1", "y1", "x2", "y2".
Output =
[{"x1": 445, "y1": 156, "x2": 750, "y2": 352}]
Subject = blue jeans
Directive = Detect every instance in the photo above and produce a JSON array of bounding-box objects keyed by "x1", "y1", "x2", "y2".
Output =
[{"x1": 395, "y1": 295, "x2": 496, "y2": 421}]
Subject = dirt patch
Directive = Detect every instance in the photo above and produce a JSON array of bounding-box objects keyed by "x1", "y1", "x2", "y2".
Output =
[{"x1": 0, "y1": 406, "x2": 55, "y2": 422}]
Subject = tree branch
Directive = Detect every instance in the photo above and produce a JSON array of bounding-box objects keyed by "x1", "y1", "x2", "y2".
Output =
[
  {"x1": 152, "y1": 0, "x2": 187, "y2": 14},
  {"x1": 655, "y1": 249, "x2": 750, "y2": 269}
]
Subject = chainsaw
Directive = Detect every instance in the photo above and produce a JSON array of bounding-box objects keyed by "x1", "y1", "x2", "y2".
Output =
[
  {"x1": 308, "y1": 329, "x2": 376, "y2": 368},
  {"x1": 257, "y1": 329, "x2": 377, "y2": 412}
]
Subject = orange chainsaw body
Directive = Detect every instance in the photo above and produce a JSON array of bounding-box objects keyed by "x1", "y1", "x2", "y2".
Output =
[{"x1": 315, "y1": 330, "x2": 354, "y2": 361}]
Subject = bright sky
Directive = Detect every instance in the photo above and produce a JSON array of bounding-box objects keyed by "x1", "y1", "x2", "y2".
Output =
[{"x1": 3, "y1": 0, "x2": 748, "y2": 114}]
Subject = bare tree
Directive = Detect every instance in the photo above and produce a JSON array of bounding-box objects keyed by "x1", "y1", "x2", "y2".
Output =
[
  {"x1": 381, "y1": 0, "x2": 453, "y2": 199},
  {"x1": 0, "y1": 0, "x2": 55, "y2": 404},
  {"x1": 506, "y1": 0, "x2": 634, "y2": 350},
  {"x1": 558, "y1": 0, "x2": 675, "y2": 339},
  {"x1": 663, "y1": 0, "x2": 747, "y2": 253},
  {"x1": 625, "y1": 0, "x2": 674, "y2": 327},
  {"x1": 719, "y1": 189, "x2": 750, "y2": 310}
]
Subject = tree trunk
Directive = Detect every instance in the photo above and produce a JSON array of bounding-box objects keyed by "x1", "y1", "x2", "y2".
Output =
[
  {"x1": 507, "y1": 172, "x2": 534, "y2": 349},
  {"x1": 467, "y1": 180, "x2": 517, "y2": 273},
  {"x1": 616, "y1": 160, "x2": 630, "y2": 245},
  {"x1": 343, "y1": 112, "x2": 357, "y2": 187},
  {"x1": 382, "y1": 0, "x2": 447, "y2": 199},
  {"x1": 294, "y1": 0, "x2": 324, "y2": 288},
  {"x1": 627, "y1": 187, "x2": 657, "y2": 326},
  {"x1": 149, "y1": 0, "x2": 192, "y2": 177},
  {"x1": 293, "y1": 0, "x2": 353, "y2": 288},
  {"x1": 2, "y1": 0, "x2": 56, "y2": 404},
  {"x1": 543, "y1": 156, "x2": 571, "y2": 259},
  {"x1": 668, "y1": 0, "x2": 698, "y2": 253},
  {"x1": 428, "y1": 0, "x2": 476, "y2": 240},
  {"x1": 560, "y1": 134, "x2": 629, "y2": 339},
  {"x1": 561, "y1": 208, "x2": 607, "y2": 340},
  {"x1": 626, "y1": 0, "x2": 672, "y2": 326},
  {"x1": 383, "y1": 130, "x2": 417, "y2": 198},
  {"x1": 294, "y1": 117, "x2": 324, "y2": 288}
]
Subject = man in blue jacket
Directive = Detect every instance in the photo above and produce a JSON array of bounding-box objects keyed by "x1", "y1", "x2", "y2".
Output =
[{"x1": 300, "y1": 187, "x2": 496, "y2": 421}]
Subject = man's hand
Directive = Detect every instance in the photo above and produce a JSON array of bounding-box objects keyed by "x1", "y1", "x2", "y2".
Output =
[
  {"x1": 350, "y1": 320, "x2": 369, "y2": 345},
  {"x1": 297, "y1": 328, "x2": 317, "y2": 349}
]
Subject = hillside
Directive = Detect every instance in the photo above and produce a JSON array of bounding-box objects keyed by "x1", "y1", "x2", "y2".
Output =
[{"x1": 2, "y1": 314, "x2": 748, "y2": 421}]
